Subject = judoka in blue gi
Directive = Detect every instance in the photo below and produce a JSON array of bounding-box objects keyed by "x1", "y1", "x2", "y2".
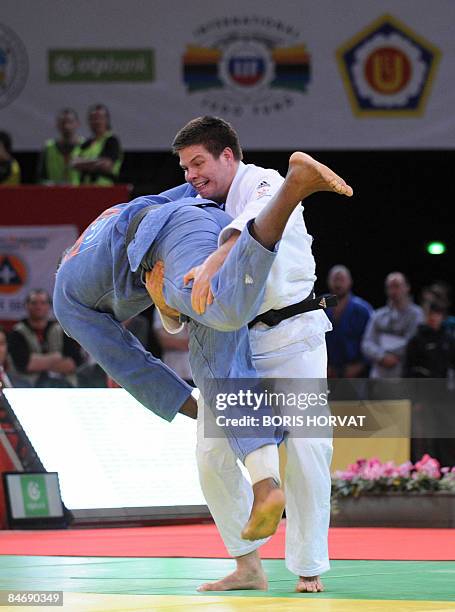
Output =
[{"x1": 54, "y1": 152, "x2": 351, "y2": 540}]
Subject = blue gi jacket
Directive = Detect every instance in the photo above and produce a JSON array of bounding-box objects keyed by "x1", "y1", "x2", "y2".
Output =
[{"x1": 54, "y1": 192, "x2": 279, "y2": 460}]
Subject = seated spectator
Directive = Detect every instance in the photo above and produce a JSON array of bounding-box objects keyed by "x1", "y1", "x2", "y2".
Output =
[
  {"x1": 421, "y1": 282, "x2": 455, "y2": 340},
  {"x1": 326, "y1": 265, "x2": 373, "y2": 378},
  {"x1": 404, "y1": 299, "x2": 455, "y2": 465},
  {"x1": 0, "y1": 325, "x2": 30, "y2": 388},
  {"x1": 38, "y1": 108, "x2": 83, "y2": 185},
  {"x1": 0, "y1": 325, "x2": 30, "y2": 389},
  {"x1": 405, "y1": 299, "x2": 455, "y2": 378},
  {"x1": 72, "y1": 104, "x2": 122, "y2": 185},
  {"x1": 0, "y1": 131, "x2": 21, "y2": 185},
  {"x1": 8, "y1": 289, "x2": 84, "y2": 387},
  {"x1": 362, "y1": 272, "x2": 423, "y2": 378},
  {"x1": 153, "y1": 309, "x2": 193, "y2": 385}
]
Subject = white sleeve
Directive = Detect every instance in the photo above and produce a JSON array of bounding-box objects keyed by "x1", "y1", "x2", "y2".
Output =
[
  {"x1": 155, "y1": 308, "x2": 184, "y2": 334},
  {"x1": 218, "y1": 174, "x2": 284, "y2": 245},
  {"x1": 218, "y1": 199, "x2": 265, "y2": 244}
]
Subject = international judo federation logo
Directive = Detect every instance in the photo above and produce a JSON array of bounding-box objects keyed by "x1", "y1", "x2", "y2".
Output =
[
  {"x1": 0, "y1": 23, "x2": 29, "y2": 109},
  {"x1": 337, "y1": 15, "x2": 440, "y2": 117},
  {"x1": 183, "y1": 16, "x2": 311, "y2": 116}
]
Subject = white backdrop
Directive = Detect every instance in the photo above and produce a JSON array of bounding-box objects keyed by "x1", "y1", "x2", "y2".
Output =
[
  {"x1": 4, "y1": 388, "x2": 206, "y2": 510},
  {"x1": 0, "y1": 225, "x2": 77, "y2": 320},
  {"x1": 1, "y1": 0, "x2": 454, "y2": 150}
]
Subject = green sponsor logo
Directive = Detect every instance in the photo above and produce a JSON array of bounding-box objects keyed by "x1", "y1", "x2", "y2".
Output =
[
  {"x1": 49, "y1": 49, "x2": 155, "y2": 82},
  {"x1": 20, "y1": 475, "x2": 50, "y2": 517}
]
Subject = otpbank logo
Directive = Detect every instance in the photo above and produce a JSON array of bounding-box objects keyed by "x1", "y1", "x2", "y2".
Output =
[{"x1": 337, "y1": 15, "x2": 440, "y2": 117}]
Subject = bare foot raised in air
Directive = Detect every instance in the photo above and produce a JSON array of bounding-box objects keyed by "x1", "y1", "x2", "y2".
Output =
[
  {"x1": 296, "y1": 575, "x2": 324, "y2": 593},
  {"x1": 241, "y1": 478, "x2": 285, "y2": 541},
  {"x1": 288, "y1": 151, "x2": 353, "y2": 200}
]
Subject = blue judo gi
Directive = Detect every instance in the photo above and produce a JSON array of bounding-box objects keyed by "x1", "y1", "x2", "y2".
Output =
[{"x1": 53, "y1": 191, "x2": 282, "y2": 461}]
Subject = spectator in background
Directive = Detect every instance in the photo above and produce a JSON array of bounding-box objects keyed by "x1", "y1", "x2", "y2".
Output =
[
  {"x1": 404, "y1": 299, "x2": 455, "y2": 465},
  {"x1": 326, "y1": 265, "x2": 373, "y2": 378},
  {"x1": 421, "y1": 282, "x2": 455, "y2": 340},
  {"x1": 0, "y1": 325, "x2": 31, "y2": 388},
  {"x1": 0, "y1": 131, "x2": 21, "y2": 185},
  {"x1": 362, "y1": 272, "x2": 423, "y2": 378},
  {"x1": 72, "y1": 104, "x2": 122, "y2": 185},
  {"x1": 38, "y1": 108, "x2": 83, "y2": 185},
  {"x1": 405, "y1": 299, "x2": 455, "y2": 378},
  {"x1": 153, "y1": 309, "x2": 193, "y2": 385},
  {"x1": 7, "y1": 289, "x2": 84, "y2": 387}
]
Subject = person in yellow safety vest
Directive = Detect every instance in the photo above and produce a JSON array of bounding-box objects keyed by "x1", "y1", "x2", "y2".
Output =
[
  {"x1": 72, "y1": 104, "x2": 123, "y2": 186},
  {"x1": 0, "y1": 131, "x2": 21, "y2": 185},
  {"x1": 38, "y1": 108, "x2": 83, "y2": 185}
]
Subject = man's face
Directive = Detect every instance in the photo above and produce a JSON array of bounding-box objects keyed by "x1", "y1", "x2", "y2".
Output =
[
  {"x1": 386, "y1": 275, "x2": 408, "y2": 303},
  {"x1": 427, "y1": 310, "x2": 444, "y2": 330},
  {"x1": 328, "y1": 271, "x2": 352, "y2": 298},
  {"x1": 88, "y1": 109, "x2": 109, "y2": 136},
  {"x1": 178, "y1": 144, "x2": 237, "y2": 203},
  {"x1": 57, "y1": 113, "x2": 79, "y2": 139},
  {"x1": 26, "y1": 292, "x2": 50, "y2": 322}
]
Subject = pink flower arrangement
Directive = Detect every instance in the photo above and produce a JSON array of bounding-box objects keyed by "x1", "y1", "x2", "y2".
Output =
[{"x1": 332, "y1": 455, "x2": 455, "y2": 501}]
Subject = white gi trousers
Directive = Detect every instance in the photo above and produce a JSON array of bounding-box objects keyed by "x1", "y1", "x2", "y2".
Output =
[{"x1": 196, "y1": 313, "x2": 333, "y2": 577}]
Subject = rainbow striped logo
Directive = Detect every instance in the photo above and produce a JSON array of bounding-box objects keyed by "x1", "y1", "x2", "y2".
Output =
[{"x1": 182, "y1": 17, "x2": 311, "y2": 115}]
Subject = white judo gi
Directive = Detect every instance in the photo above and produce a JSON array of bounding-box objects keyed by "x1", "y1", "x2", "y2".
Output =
[{"x1": 196, "y1": 162, "x2": 333, "y2": 577}]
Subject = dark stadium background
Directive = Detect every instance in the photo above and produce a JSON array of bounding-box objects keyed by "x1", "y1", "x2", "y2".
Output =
[{"x1": 14, "y1": 149, "x2": 453, "y2": 309}]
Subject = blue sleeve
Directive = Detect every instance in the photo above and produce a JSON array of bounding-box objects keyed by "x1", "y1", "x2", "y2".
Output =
[
  {"x1": 159, "y1": 183, "x2": 197, "y2": 201},
  {"x1": 163, "y1": 224, "x2": 277, "y2": 332}
]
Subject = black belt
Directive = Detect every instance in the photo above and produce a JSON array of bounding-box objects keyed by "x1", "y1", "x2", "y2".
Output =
[
  {"x1": 248, "y1": 292, "x2": 337, "y2": 329},
  {"x1": 126, "y1": 205, "x2": 337, "y2": 327}
]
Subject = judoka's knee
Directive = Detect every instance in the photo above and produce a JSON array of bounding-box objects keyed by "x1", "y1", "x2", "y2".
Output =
[
  {"x1": 287, "y1": 436, "x2": 333, "y2": 466},
  {"x1": 196, "y1": 440, "x2": 236, "y2": 481}
]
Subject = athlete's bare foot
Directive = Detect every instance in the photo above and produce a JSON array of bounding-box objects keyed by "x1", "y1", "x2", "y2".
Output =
[
  {"x1": 296, "y1": 575, "x2": 324, "y2": 593},
  {"x1": 251, "y1": 152, "x2": 353, "y2": 249},
  {"x1": 288, "y1": 151, "x2": 353, "y2": 200},
  {"x1": 197, "y1": 551, "x2": 268, "y2": 592},
  {"x1": 241, "y1": 478, "x2": 285, "y2": 541}
]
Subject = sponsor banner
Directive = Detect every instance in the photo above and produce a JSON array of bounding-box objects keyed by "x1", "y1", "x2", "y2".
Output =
[
  {"x1": 0, "y1": 225, "x2": 78, "y2": 320},
  {"x1": 1, "y1": 0, "x2": 454, "y2": 149},
  {"x1": 48, "y1": 49, "x2": 154, "y2": 82}
]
